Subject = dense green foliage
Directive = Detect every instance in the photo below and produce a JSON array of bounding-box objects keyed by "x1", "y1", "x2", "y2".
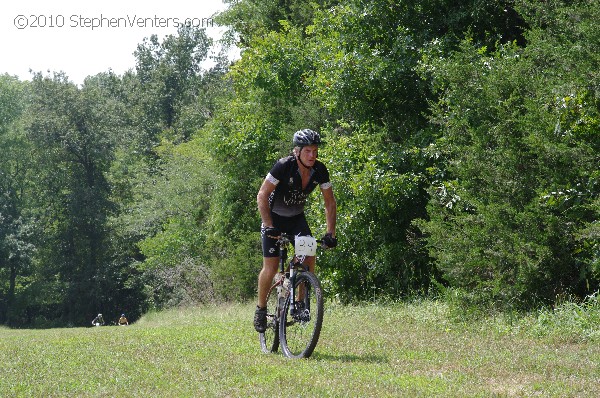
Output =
[
  {"x1": 0, "y1": 0, "x2": 598, "y2": 326},
  {"x1": 418, "y1": 0, "x2": 600, "y2": 308},
  {"x1": 0, "y1": 75, "x2": 32, "y2": 325}
]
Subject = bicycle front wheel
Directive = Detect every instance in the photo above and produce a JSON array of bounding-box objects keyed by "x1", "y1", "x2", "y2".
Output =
[
  {"x1": 279, "y1": 271, "x2": 324, "y2": 359},
  {"x1": 259, "y1": 281, "x2": 280, "y2": 353}
]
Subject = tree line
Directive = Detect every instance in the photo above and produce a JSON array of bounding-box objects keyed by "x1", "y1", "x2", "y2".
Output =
[{"x1": 0, "y1": 0, "x2": 598, "y2": 327}]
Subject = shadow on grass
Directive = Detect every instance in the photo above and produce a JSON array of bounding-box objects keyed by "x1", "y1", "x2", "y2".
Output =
[{"x1": 311, "y1": 352, "x2": 387, "y2": 363}]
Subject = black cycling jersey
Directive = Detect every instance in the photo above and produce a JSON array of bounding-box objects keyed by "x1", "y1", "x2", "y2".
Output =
[{"x1": 265, "y1": 156, "x2": 332, "y2": 217}]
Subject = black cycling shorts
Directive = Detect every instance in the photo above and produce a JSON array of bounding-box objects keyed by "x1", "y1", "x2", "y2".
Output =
[{"x1": 261, "y1": 212, "x2": 313, "y2": 257}]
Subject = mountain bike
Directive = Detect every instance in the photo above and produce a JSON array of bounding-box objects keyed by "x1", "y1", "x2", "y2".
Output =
[{"x1": 259, "y1": 233, "x2": 324, "y2": 359}]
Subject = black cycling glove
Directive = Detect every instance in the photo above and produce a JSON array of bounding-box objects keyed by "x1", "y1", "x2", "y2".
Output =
[
  {"x1": 262, "y1": 226, "x2": 281, "y2": 239},
  {"x1": 322, "y1": 233, "x2": 338, "y2": 248}
]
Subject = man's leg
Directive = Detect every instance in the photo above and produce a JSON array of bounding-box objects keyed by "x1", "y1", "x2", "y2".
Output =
[
  {"x1": 304, "y1": 255, "x2": 315, "y2": 273},
  {"x1": 254, "y1": 256, "x2": 279, "y2": 332},
  {"x1": 257, "y1": 256, "x2": 279, "y2": 308}
]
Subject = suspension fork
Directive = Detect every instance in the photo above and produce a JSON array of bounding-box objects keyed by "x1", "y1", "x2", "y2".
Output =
[{"x1": 289, "y1": 263, "x2": 297, "y2": 314}]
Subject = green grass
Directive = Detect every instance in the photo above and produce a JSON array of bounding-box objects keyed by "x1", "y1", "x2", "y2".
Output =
[{"x1": 1, "y1": 300, "x2": 599, "y2": 397}]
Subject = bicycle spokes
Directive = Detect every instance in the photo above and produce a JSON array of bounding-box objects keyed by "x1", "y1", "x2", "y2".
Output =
[{"x1": 279, "y1": 272, "x2": 323, "y2": 359}]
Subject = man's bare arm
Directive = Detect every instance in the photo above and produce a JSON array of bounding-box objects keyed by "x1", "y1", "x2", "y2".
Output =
[
  {"x1": 257, "y1": 179, "x2": 277, "y2": 227},
  {"x1": 321, "y1": 186, "x2": 337, "y2": 237}
]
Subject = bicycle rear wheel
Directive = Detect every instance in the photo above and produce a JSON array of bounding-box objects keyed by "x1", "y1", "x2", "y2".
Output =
[
  {"x1": 279, "y1": 271, "x2": 323, "y2": 359},
  {"x1": 259, "y1": 281, "x2": 280, "y2": 353}
]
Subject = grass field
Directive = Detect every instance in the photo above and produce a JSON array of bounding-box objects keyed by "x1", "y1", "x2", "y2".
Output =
[{"x1": 1, "y1": 300, "x2": 599, "y2": 397}]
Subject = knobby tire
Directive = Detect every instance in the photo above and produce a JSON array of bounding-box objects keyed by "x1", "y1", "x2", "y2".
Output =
[{"x1": 279, "y1": 271, "x2": 323, "y2": 359}]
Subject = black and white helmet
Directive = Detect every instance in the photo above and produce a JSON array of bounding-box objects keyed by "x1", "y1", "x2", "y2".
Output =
[{"x1": 293, "y1": 129, "x2": 322, "y2": 147}]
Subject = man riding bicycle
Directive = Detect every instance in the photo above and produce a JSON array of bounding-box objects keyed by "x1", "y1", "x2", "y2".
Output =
[{"x1": 254, "y1": 129, "x2": 337, "y2": 332}]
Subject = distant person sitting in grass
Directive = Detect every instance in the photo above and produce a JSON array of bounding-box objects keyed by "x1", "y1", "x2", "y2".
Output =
[
  {"x1": 118, "y1": 314, "x2": 129, "y2": 326},
  {"x1": 91, "y1": 313, "x2": 105, "y2": 326}
]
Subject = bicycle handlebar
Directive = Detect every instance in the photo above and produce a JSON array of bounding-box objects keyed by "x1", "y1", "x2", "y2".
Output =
[
  {"x1": 275, "y1": 232, "x2": 320, "y2": 241},
  {"x1": 274, "y1": 233, "x2": 327, "y2": 250}
]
